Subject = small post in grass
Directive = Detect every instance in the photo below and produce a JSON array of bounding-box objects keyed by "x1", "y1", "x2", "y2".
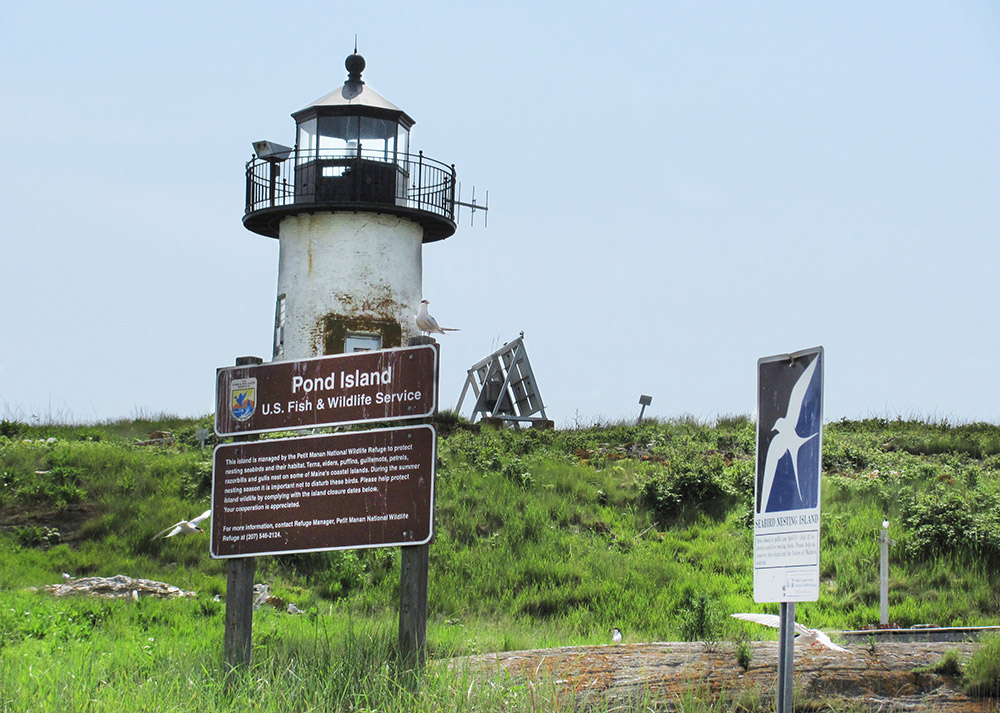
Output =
[
  {"x1": 223, "y1": 355, "x2": 262, "y2": 674},
  {"x1": 879, "y1": 519, "x2": 894, "y2": 626}
]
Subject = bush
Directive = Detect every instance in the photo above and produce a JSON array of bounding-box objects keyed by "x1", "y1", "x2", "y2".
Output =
[
  {"x1": 735, "y1": 637, "x2": 753, "y2": 671},
  {"x1": 900, "y1": 488, "x2": 1000, "y2": 566},
  {"x1": 0, "y1": 420, "x2": 27, "y2": 439},
  {"x1": 677, "y1": 590, "x2": 722, "y2": 642},
  {"x1": 917, "y1": 648, "x2": 964, "y2": 677},
  {"x1": 641, "y1": 446, "x2": 732, "y2": 520},
  {"x1": 966, "y1": 634, "x2": 1000, "y2": 698},
  {"x1": 0, "y1": 465, "x2": 87, "y2": 509},
  {"x1": 900, "y1": 488, "x2": 975, "y2": 559},
  {"x1": 13, "y1": 525, "x2": 62, "y2": 548}
]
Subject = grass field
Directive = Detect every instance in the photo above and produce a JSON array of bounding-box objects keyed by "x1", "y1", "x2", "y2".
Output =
[{"x1": 1, "y1": 414, "x2": 998, "y2": 711}]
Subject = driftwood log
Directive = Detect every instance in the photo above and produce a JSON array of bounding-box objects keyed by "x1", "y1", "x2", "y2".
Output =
[{"x1": 457, "y1": 641, "x2": 993, "y2": 712}]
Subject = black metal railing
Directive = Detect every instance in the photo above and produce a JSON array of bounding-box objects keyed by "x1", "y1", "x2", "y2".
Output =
[{"x1": 245, "y1": 148, "x2": 456, "y2": 221}]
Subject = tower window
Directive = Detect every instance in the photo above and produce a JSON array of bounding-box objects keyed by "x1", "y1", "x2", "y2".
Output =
[{"x1": 345, "y1": 333, "x2": 382, "y2": 352}]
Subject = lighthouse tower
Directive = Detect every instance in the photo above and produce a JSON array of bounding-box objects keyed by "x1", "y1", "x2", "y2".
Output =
[{"x1": 243, "y1": 52, "x2": 458, "y2": 361}]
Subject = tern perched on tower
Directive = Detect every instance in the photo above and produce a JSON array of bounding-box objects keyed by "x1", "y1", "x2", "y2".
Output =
[{"x1": 415, "y1": 300, "x2": 460, "y2": 336}]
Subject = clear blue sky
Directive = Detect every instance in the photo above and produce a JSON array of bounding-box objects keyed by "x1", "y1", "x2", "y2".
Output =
[{"x1": 2, "y1": 1, "x2": 998, "y2": 426}]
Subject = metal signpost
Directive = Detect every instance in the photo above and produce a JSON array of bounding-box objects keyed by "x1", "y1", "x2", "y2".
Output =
[
  {"x1": 754, "y1": 346, "x2": 824, "y2": 713},
  {"x1": 637, "y1": 394, "x2": 652, "y2": 424}
]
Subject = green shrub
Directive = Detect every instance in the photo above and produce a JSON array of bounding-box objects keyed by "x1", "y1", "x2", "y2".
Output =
[
  {"x1": 900, "y1": 488, "x2": 1000, "y2": 566},
  {"x1": 71, "y1": 427, "x2": 104, "y2": 442},
  {"x1": 640, "y1": 448, "x2": 731, "y2": 520},
  {"x1": 0, "y1": 464, "x2": 87, "y2": 509},
  {"x1": 12, "y1": 525, "x2": 62, "y2": 548},
  {"x1": 900, "y1": 488, "x2": 975, "y2": 559},
  {"x1": 916, "y1": 648, "x2": 964, "y2": 677},
  {"x1": 678, "y1": 590, "x2": 722, "y2": 642},
  {"x1": 736, "y1": 637, "x2": 753, "y2": 671},
  {"x1": 324, "y1": 550, "x2": 366, "y2": 598},
  {"x1": 179, "y1": 459, "x2": 212, "y2": 499},
  {"x1": 822, "y1": 440, "x2": 874, "y2": 472},
  {"x1": 965, "y1": 634, "x2": 1000, "y2": 698},
  {"x1": 0, "y1": 420, "x2": 27, "y2": 439}
]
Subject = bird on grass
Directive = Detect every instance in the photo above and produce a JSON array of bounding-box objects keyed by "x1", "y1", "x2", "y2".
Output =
[
  {"x1": 415, "y1": 300, "x2": 460, "y2": 336},
  {"x1": 612, "y1": 628, "x2": 623, "y2": 644},
  {"x1": 731, "y1": 613, "x2": 850, "y2": 653},
  {"x1": 153, "y1": 509, "x2": 211, "y2": 539}
]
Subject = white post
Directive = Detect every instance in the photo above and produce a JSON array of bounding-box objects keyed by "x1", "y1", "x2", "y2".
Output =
[{"x1": 879, "y1": 519, "x2": 890, "y2": 626}]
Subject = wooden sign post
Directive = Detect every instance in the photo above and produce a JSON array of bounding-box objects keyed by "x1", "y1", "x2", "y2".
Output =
[
  {"x1": 399, "y1": 335, "x2": 435, "y2": 670},
  {"x1": 223, "y1": 356, "x2": 261, "y2": 674}
]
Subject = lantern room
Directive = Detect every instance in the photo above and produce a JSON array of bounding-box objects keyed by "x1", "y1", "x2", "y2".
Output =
[
  {"x1": 243, "y1": 52, "x2": 457, "y2": 242},
  {"x1": 293, "y1": 52, "x2": 411, "y2": 166}
]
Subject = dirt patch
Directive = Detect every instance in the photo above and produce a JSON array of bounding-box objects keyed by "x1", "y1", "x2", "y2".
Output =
[
  {"x1": 456, "y1": 641, "x2": 996, "y2": 711},
  {"x1": 0, "y1": 503, "x2": 96, "y2": 546}
]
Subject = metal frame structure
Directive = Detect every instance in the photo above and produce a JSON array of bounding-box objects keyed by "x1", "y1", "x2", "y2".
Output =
[{"x1": 456, "y1": 335, "x2": 547, "y2": 424}]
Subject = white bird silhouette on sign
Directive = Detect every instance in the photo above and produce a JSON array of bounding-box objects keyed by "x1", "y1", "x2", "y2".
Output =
[
  {"x1": 153, "y1": 509, "x2": 211, "y2": 539},
  {"x1": 758, "y1": 357, "x2": 819, "y2": 513},
  {"x1": 415, "y1": 300, "x2": 459, "y2": 336},
  {"x1": 731, "y1": 613, "x2": 850, "y2": 652}
]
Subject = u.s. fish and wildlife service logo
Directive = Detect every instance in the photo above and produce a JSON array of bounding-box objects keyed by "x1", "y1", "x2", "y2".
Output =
[
  {"x1": 756, "y1": 348, "x2": 823, "y2": 515},
  {"x1": 231, "y1": 377, "x2": 257, "y2": 422}
]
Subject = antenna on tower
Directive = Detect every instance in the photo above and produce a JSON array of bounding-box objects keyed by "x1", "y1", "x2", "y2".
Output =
[{"x1": 454, "y1": 183, "x2": 489, "y2": 227}]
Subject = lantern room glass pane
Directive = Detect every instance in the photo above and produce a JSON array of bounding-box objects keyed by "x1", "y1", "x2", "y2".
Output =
[
  {"x1": 398, "y1": 124, "x2": 409, "y2": 157},
  {"x1": 305, "y1": 116, "x2": 408, "y2": 164},
  {"x1": 359, "y1": 117, "x2": 398, "y2": 162},
  {"x1": 397, "y1": 124, "x2": 410, "y2": 178},
  {"x1": 317, "y1": 116, "x2": 359, "y2": 153},
  {"x1": 297, "y1": 118, "x2": 317, "y2": 161}
]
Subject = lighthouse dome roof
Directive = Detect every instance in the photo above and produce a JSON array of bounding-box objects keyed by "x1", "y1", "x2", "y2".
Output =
[{"x1": 291, "y1": 52, "x2": 415, "y2": 129}]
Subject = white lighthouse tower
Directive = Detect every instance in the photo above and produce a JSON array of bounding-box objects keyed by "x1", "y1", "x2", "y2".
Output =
[{"x1": 244, "y1": 51, "x2": 459, "y2": 361}]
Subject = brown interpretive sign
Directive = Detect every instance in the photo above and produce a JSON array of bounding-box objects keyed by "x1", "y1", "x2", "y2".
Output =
[
  {"x1": 215, "y1": 344, "x2": 438, "y2": 437},
  {"x1": 210, "y1": 425, "x2": 435, "y2": 558}
]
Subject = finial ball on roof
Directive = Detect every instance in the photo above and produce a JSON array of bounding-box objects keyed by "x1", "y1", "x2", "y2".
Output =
[{"x1": 345, "y1": 52, "x2": 366, "y2": 82}]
